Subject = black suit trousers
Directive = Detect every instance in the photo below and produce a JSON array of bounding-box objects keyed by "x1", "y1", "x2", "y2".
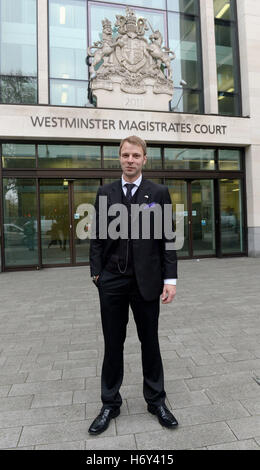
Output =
[{"x1": 97, "y1": 268, "x2": 166, "y2": 410}]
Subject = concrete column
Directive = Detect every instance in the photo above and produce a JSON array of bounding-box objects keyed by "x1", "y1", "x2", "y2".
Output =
[
  {"x1": 237, "y1": 0, "x2": 260, "y2": 256},
  {"x1": 246, "y1": 145, "x2": 260, "y2": 256},
  {"x1": 199, "y1": 0, "x2": 218, "y2": 114},
  {"x1": 37, "y1": 0, "x2": 49, "y2": 104}
]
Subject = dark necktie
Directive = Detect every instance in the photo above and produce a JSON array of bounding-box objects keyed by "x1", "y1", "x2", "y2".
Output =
[{"x1": 125, "y1": 183, "x2": 135, "y2": 201}]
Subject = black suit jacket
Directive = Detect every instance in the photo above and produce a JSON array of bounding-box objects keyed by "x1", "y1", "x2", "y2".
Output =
[{"x1": 90, "y1": 178, "x2": 177, "y2": 301}]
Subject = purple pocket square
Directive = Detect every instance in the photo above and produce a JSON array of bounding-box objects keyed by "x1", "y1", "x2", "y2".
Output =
[{"x1": 143, "y1": 202, "x2": 156, "y2": 210}]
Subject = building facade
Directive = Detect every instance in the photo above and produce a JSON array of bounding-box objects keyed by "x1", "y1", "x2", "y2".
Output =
[{"x1": 0, "y1": 0, "x2": 259, "y2": 272}]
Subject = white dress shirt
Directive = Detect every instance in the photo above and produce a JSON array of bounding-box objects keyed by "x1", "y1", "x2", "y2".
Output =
[{"x1": 121, "y1": 175, "x2": 177, "y2": 286}]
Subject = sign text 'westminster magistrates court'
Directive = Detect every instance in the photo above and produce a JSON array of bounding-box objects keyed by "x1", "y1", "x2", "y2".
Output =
[{"x1": 30, "y1": 115, "x2": 227, "y2": 136}]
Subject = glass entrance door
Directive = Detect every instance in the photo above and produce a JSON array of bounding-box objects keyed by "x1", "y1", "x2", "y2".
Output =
[
  {"x1": 40, "y1": 179, "x2": 71, "y2": 265},
  {"x1": 40, "y1": 178, "x2": 100, "y2": 266},
  {"x1": 73, "y1": 179, "x2": 100, "y2": 264},
  {"x1": 191, "y1": 180, "x2": 215, "y2": 256},
  {"x1": 167, "y1": 180, "x2": 189, "y2": 257},
  {"x1": 166, "y1": 179, "x2": 216, "y2": 258}
]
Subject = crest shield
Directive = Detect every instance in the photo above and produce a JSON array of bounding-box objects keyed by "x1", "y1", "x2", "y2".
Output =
[{"x1": 116, "y1": 38, "x2": 147, "y2": 72}]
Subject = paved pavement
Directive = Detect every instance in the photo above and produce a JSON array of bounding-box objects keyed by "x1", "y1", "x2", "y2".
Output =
[{"x1": 0, "y1": 257, "x2": 260, "y2": 450}]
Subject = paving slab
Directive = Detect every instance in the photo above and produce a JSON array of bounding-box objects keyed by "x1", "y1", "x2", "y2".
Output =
[
  {"x1": 134, "y1": 422, "x2": 237, "y2": 450},
  {"x1": 1, "y1": 258, "x2": 260, "y2": 450}
]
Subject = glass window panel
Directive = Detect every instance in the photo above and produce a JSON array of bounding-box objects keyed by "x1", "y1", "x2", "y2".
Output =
[
  {"x1": 192, "y1": 180, "x2": 215, "y2": 256},
  {"x1": 3, "y1": 178, "x2": 38, "y2": 267},
  {"x1": 92, "y1": 0, "x2": 166, "y2": 10},
  {"x1": 38, "y1": 144, "x2": 101, "y2": 169},
  {"x1": 103, "y1": 178, "x2": 118, "y2": 185},
  {"x1": 40, "y1": 179, "x2": 70, "y2": 265},
  {"x1": 50, "y1": 79, "x2": 89, "y2": 106},
  {"x1": 166, "y1": 179, "x2": 189, "y2": 257},
  {"x1": 2, "y1": 143, "x2": 36, "y2": 169},
  {"x1": 220, "y1": 179, "x2": 244, "y2": 253},
  {"x1": 89, "y1": 3, "x2": 166, "y2": 47},
  {"x1": 103, "y1": 146, "x2": 121, "y2": 169},
  {"x1": 171, "y1": 87, "x2": 201, "y2": 113},
  {"x1": 74, "y1": 179, "x2": 100, "y2": 263},
  {"x1": 214, "y1": 1, "x2": 241, "y2": 116},
  {"x1": 148, "y1": 178, "x2": 164, "y2": 184},
  {"x1": 168, "y1": 12, "x2": 202, "y2": 113},
  {"x1": 214, "y1": 0, "x2": 235, "y2": 21},
  {"x1": 0, "y1": 76, "x2": 37, "y2": 104},
  {"x1": 49, "y1": 0, "x2": 87, "y2": 80},
  {"x1": 167, "y1": 0, "x2": 198, "y2": 14},
  {"x1": 0, "y1": 0, "x2": 37, "y2": 76},
  {"x1": 218, "y1": 93, "x2": 239, "y2": 116},
  {"x1": 165, "y1": 148, "x2": 215, "y2": 170},
  {"x1": 215, "y1": 23, "x2": 237, "y2": 92},
  {"x1": 219, "y1": 149, "x2": 241, "y2": 170},
  {"x1": 168, "y1": 13, "x2": 201, "y2": 90},
  {"x1": 144, "y1": 147, "x2": 162, "y2": 170}
]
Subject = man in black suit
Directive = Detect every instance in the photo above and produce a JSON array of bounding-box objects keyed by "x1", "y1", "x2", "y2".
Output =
[{"x1": 88, "y1": 136, "x2": 178, "y2": 435}]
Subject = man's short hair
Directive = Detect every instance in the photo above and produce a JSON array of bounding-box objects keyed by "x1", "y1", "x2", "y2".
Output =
[{"x1": 119, "y1": 136, "x2": 147, "y2": 156}]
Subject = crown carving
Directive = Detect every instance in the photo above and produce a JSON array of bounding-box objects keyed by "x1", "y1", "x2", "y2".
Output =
[{"x1": 125, "y1": 7, "x2": 137, "y2": 32}]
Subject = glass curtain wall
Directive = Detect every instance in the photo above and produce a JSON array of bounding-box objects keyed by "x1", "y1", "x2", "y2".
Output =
[
  {"x1": 220, "y1": 179, "x2": 244, "y2": 253},
  {"x1": 49, "y1": 0, "x2": 88, "y2": 106},
  {"x1": 214, "y1": 0, "x2": 241, "y2": 115},
  {"x1": 3, "y1": 178, "x2": 38, "y2": 267},
  {"x1": 0, "y1": 143, "x2": 246, "y2": 268},
  {"x1": 40, "y1": 179, "x2": 70, "y2": 265},
  {"x1": 167, "y1": 0, "x2": 203, "y2": 113},
  {"x1": 0, "y1": 0, "x2": 37, "y2": 104},
  {"x1": 74, "y1": 179, "x2": 100, "y2": 263},
  {"x1": 48, "y1": 0, "x2": 203, "y2": 112}
]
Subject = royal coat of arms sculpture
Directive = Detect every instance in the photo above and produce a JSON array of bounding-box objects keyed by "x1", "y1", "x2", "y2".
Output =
[{"x1": 87, "y1": 7, "x2": 175, "y2": 111}]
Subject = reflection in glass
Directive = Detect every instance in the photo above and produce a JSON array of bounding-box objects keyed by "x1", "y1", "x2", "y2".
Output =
[
  {"x1": 167, "y1": 0, "x2": 198, "y2": 14},
  {"x1": 165, "y1": 148, "x2": 215, "y2": 170},
  {"x1": 49, "y1": 0, "x2": 87, "y2": 80},
  {"x1": 38, "y1": 145, "x2": 101, "y2": 168},
  {"x1": 103, "y1": 146, "x2": 121, "y2": 169},
  {"x1": 74, "y1": 180, "x2": 100, "y2": 263},
  {"x1": 145, "y1": 147, "x2": 162, "y2": 170},
  {"x1": 170, "y1": 87, "x2": 201, "y2": 113},
  {"x1": 49, "y1": 0, "x2": 87, "y2": 106},
  {"x1": 168, "y1": 11, "x2": 202, "y2": 113},
  {"x1": 218, "y1": 92, "x2": 239, "y2": 116},
  {"x1": 214, "y1": 1, "x2": 241, "y2": 116},
  {"x1": 0, "y1": 76, "x2": 37, "y2": 104},
  {"x1": 220, "y1": 179, "x2": 244, "y2": 253},
  {"x1": 50, "y1": 79, "x2": 89, "y2": 106},
  {"x1": 192, "y1": 180, "x2": 215, "y2": 256},
  {"x1": 215, "y1": 23, "x2": 236, "y2": 92},
  {"x1": 0, "y1": 0, "x2": 37, "y2": 104},
  {"x1": 219, "y1": 149, "x2": 241, "y2": 171},
  {"x1": 0, "y1": 0, "x2": 37, "y2": 75},
  {"x1": 93, "y1": 0, "x2": 166, "y2": 8},
  {"x1": 2, "y1": 144, "x2": 36, "y2": 169},
  {"x1": 214, "y1": 0, "x2": 234, "y2": 21},
  {"x1": 166, "y1": 180, "x2": 189, "y2": 257},
  {"x1": 103, "y1": 179, "x2": 118, "y2": 185},
  {"x1": 40, "y1": 180, "x2": 70, "y2": 265},
  {"x1": 3, "y1": 178, "x2": 38, "y2": 266}
]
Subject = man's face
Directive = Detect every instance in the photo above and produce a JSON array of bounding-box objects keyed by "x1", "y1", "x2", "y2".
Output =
[{"x1": 119, "y1": 142, "x2": 147, "y2": 181}]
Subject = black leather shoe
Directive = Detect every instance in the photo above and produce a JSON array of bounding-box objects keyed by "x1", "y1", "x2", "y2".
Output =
[
  {"x1": 148, "y1": 404, "x2": 178, "y2": 428},
  {"x1": 88, "y1": 408, "x2": 120, "y2": 435}
]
